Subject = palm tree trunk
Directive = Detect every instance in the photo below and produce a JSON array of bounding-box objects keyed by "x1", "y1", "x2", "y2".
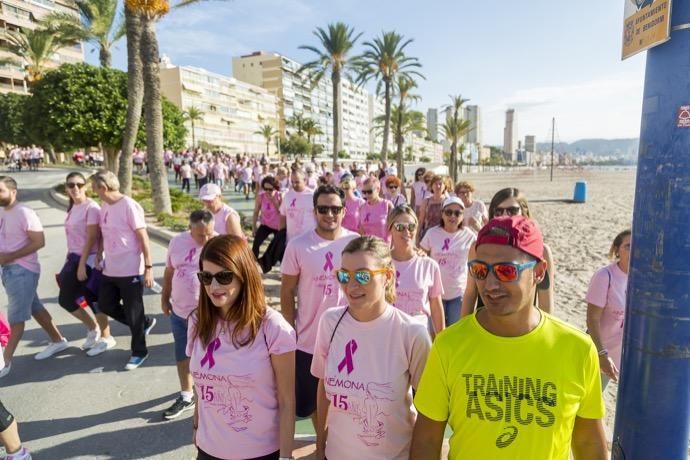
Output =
[
  {"x1": 332, "y1": 71, "x2": 342, "y2": 170},
  {"x1": 191, "y1": 120, "x2": 196, "y2": 149},
  {"x1": 450, "y1": 143, "x2": 457, "y2": 183},
  {"x1": 381, "y1": 79, "x2": 391, "y2": 162},
  {"x1": 118, "y1": 7, "x2": 144, "y2": 196},
  {"x1": 141, "y1": 17, "x2": 172, "y2": 214},
  {"x1": 265, "y1": 139, "x2": 269, "y2": 156},
  {"x1": 396, "y1": 103, "x2": 404, "y2": 182},
  {"x1": 99, "y1": 45, "x2": 112, "y2": 68}
]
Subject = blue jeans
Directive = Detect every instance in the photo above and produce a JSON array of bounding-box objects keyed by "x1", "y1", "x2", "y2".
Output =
[
  {"x1": 1, "y1": 264, "x2": 45, "y2": 324},
  {"x1": 170, "y1": 311, "x2": 189, "y2": 362},
  {"x1": 443, "y1": 296, "x2": 462, "y2": 327}
]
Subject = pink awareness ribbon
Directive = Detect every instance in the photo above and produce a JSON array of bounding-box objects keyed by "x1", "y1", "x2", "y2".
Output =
[
  {"x1": 337, "y1": 339, "x2": 358, "y2": 374},
  {"x1": 442, "y1": 238, "x2": 450, "y2": 251},
  {"x1": 290, "y1": 198, "x2": 296, "y2": 208},
  {"x1": 200, "y1": 337, "x2": 221, "y2": 369},
  {"x1": 364, "y1": 213, "x2": 370, "y2": 223},
  {"x1": 184, "y1": 248, "x2": 196, "y2": 263},
  {"x1": 323, "y1": 251, "x2": 334, "y2": 271}
]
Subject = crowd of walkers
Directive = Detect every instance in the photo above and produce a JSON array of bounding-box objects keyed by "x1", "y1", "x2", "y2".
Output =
[{"x1": 0, "y1": 157, "x2": 631, "y2": 459}]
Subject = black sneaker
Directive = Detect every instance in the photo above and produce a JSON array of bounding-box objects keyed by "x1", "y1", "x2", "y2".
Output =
[
  {"x1": 163, "y1": 397, "x2": 195, "y2": 420},
  {"x1": 144, "y1": 316, "x2": 157, "y2": 336}
]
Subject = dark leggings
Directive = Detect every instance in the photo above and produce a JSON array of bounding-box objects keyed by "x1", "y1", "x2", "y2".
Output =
[
  {"x1": 197, "y1": 447, "x2": 279, "y2": 460},
  {"x1": 0, "y1": 400, "x2": 15, "y2": 431},
  {"x1": 57, "y1": 256, "x2": 98, "y2": 313},
  {"x1": 251, "y1": 224, "x2": 280, "y2": 259},
  {"x1": 98, "y1": 274, "x2": 147, "y2": 357},
  {"x1": 182, "y1": 178, "x2": 191, "y2": 193}
]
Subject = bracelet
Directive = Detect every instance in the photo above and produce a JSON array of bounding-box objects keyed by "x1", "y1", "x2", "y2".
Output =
[
  {"x1": 144, "y1": 265, "x2": 153, "y2": 269},
  {"x1": 598, "y1": 349, "x2": 608, "y2": 356}
]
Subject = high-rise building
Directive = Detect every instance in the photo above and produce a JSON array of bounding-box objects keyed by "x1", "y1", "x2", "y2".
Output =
[
  {"x1": 503, "y1": 109, "x2": 517, "y2": 162},
  {"x1": 524, "y1": 135, "x2": 536, "y2": 165},
  {"x1": 0, "y1": 0, "x2": 84, "y2": 94},
  {"x1": 464, "y1": 105, "x2": 482, "y2": 145},
  {"x1": 160, "y1": 60, "x2": 280, "y2": 155},
  {"x1": 426, "y1": 108, "x2": 439, "y2": 142}
]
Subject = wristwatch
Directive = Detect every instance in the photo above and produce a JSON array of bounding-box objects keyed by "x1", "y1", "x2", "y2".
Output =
[{"x1": 279, "y1": 457, "x2": 295, "y2": 460}]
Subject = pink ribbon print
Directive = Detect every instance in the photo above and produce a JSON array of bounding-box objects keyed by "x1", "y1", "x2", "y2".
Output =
[
  {"x1": 184, "y1": 247, "x2": 197, "y2": 263},
  {"x1": 337, "y1": 339, "x2": 358, "y2": 374},
  {"x1": 290, "y1": 198, "x2": 297, "y2": 208},
  {"x1": 103, "y1": 212, "x2": 108, "y2": 224},
  {"x1": 395, "y1": 270, "x2": 400, "y2": 288},
  {"x1": 323, "y1": 251, "x2": 334, "y2": 271},
  {"x1": 200, "y1": 337, "x2": 221, "y2": 369},
  {"x1": 442, "y1": 238, "x2": 450, "y2": 251},
  {"x1": 364, "y1": 212, "x2": 371, "y2": 223}
]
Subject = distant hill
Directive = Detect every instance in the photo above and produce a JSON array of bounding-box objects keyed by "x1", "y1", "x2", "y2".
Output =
[{"x1": 536, "y1": 138, "x2": 639, "y2": 156}]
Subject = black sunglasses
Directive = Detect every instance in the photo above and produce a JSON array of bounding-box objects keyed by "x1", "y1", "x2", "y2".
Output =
[
  {"x1": 316, "y1": 205, "x2": 343, "y2": 215},
  {"x1": 443, "y1": 209, "x2": 463, "y2": 217},
  {"x1": 494, "y1": 206, "x2": 521, "y2": 217},
  {"x1": 362, "y1": 189, "x2": 374, "y2": 195},
  {"x1": 197, "y1": 270, "x2": 235, "y2": 285},
  {"x1": 66, "y1": 182, "x2": 86, "y2": 189}
]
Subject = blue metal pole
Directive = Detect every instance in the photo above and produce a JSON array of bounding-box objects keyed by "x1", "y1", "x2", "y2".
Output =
[{"x1": 612, "y1": 3, "x2": 690, "y2": 459}]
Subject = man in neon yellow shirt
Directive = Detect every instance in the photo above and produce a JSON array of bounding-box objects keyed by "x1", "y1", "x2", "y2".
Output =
[{"x1": 411, "y1": 216, "x2": 607, "y2": 459}]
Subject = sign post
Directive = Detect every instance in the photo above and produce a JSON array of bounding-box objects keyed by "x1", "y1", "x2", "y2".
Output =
[
  {"x1": 622, "y1": 0, "x2": 672, "y2": 60},
  {"x1": 613, "y1": 0, "x2": 690, "y2": 458}
]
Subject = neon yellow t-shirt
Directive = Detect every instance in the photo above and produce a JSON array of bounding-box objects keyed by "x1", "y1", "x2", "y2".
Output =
[{"x1": 414, "y1": 311, "x2": 605, "y2": 459}]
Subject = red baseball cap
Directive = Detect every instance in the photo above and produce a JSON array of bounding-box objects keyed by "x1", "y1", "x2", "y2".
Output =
[{"x1": 476, "y1": 216, "x2": 544, "y2": 261}]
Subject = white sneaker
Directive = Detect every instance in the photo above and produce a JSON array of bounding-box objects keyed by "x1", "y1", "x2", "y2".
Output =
[
  {"x1": 0, "y1": 361, "x2": 11, "y2": 379},
  {"x1": 6, "y1": 446, "x2": 32, "y2": 460},
  {"x1": 35, "y1": 338, "x2": 69, "y2": 360},
  {"x1": 80, "y1": 328, "x2": 101, "y2": 350},
  {"x1": 86, "y1": 336, "x2": 116, "y2": 357}
]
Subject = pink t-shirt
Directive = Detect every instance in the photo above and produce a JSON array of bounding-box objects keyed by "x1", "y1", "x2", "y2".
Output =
[
  {"x1": 281, "y1": 229, "x2": 359, "y2": 353},
  {"x1": 213, "y1": 204, "x2": 240, "y2": 236},
  {"x1": 420, "y1": 226, "x2": 476, "y2": 300},
  {"x1": 259, "y1": 191, "x2": 282, "y2": 230},
  {"x1": 166, "y1": 231, "x2": 213, "y2": 318},
  {"x1": 358, "y1": 200, "x2": 391, "y2": 242},
  {"x1": 585, "y1": 263, "x2": 628, "y2": 368},
  {"x1": 65, "y1": 199, "x2": 101, "y2": 256},
  {"x1": 0, "y1": 203, "x2": 43, "y2": 273},
  {"x1": 187, "y1": 308, "x2": 297, "y2": 460},
  {"x1": 279, "y1": 189, "x2": 315, "y2": 242},
  {"x1": 463, "y1": 200, "x2": 487, "y2": 229},
  {"x1": 311, "y1": 305, "x2": 431, "y2": 460},
  {"x1": 100, "y1": 196, "x2": 146, "y2": 277},
  {"x1": 412, "y1": 181, "x2": 427, "y2": 208},
  {"x1": 342, "y1": 196, "x2": 365, "y2": 233},
  {"x1": 392, "y1": 255, "x2": 443, "y2": 321}
]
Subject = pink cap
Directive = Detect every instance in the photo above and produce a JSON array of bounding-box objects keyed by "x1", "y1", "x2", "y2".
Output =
[{"x1": 476, "y1": 216, "x2": 544, "y2": 261}]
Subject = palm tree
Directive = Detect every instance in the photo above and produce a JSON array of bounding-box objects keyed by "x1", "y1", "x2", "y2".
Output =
[
  {"x1": 255, "y1": 124, "x2": 278, "y2": 157},
  {"x1": 286, "y1": 113, "x2": 306, "y2": 136},
  {"x1": 184, "y1": 106, "x2": 204, "y2": 148},
  {"x1": 302, "y1": 118, "x2": 323, "y2": 144},
  {"x1": 42, "y1": 0, "x2": 125, "y2": 68},
  {"x1": 393, "y1": 76, "x2": 420, "y2": 181},
  {"x1": 0, "y1": 28, "x2": 74, "y2": 83},
  {"x1": 443, "y1": 94, "x2": 470, "y2": 181},
  {"x1": 299, "y1": 22, "x2": 361, "y2": 169},
  {"x1": 375, "y1": 106, "x2": 426, "y2": 168},
  {"x1": 354, "y1": 31, "x2": 423, "y2": 162}
]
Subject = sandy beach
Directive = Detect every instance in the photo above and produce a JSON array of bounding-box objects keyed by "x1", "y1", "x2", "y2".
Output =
[{"x1": 260, "y1": 167, "x2": 636, "y2": 434}]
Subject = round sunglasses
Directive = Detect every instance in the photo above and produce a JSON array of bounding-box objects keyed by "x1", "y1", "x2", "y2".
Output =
[
  {"x1": 467, "y1": 260, "x2": 537, "y2": 283},
  {"x1": 336, "y1": 268, "x2": 388, "y2": 285},
  {"x1": 392, "y1": 222, "x2": 417, "y2": 232},
  {"x1": 197, "y1": 270, "x2": 235, "y2": 285}
]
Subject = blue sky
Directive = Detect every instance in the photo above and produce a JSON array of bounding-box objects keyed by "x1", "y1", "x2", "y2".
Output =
[{"x1": 88, "y1": 0, "x2": 647, "y2": 145}]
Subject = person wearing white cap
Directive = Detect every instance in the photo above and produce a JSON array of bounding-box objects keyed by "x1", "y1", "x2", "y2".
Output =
[
  {"x1": 420, "y1": 197, "x2": 476, "y2": 326},
  {"x1": 198, "y1": 183, "x2": 244, "y2": 239}
]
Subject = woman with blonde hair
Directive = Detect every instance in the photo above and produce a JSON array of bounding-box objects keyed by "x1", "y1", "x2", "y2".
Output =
[
  {"x1": 189, "y1": 235, "x2": 296, "y2": 460},
  {"x1": 417, "y1": 175, "x2": 448, "y2": 241},
  {"x1": 586, "y1": 229, "x2": 631, "y2": 390},
  {"x1": 358, "y1": 177, "x2": 393, "y2": 242},
  {"x1": 311, "y1": 236, "x2": 431, "y2": 460},
  {"x1": 388, "y1": 205, "x2": 445, "y2": 335}
]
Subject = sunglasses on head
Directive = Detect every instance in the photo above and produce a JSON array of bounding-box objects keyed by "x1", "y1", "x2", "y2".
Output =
[
  {"x1": 66, "y1": 182, "x2": 86, "y2": 189},
  {"x1": 336, "y1": 268, "x2": 388, "y2": 285},
  {"x1": 467, "y1": 260, "x2": 537, "y2": 283},
  {"x1": 392, "y1": 222, "x2": 417, "y2": 232},
  {"x1": 443, "y1": 209, "x2": 463, "y2": 217},
  {"x1": 494, "y1": 206, "x2": 521, "y2": 217},
  {"x1": 196, "y1": 270, "x2": 235, "y2": 285},
  {"x1": 316, "y1": 205, "x2": 343, "y2": 215}
]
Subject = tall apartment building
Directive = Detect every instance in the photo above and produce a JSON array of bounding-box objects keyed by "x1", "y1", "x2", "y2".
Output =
[
  {"x1": 426, "y1": 108, "x2": 439, "y2": 142},
  {"x1": 524, "y1": 135, "x2": 536, "y2": 165},
  {"x1": 233, "y1": 51, "x2": 381, "y2": 158},
  {"x1": 0, "y1": 0, "x2": 83, "y2": 94},
  {"x1": 160, "y1": 59, "x2": 280, "y2": 155},
  {"x1": 503, "y1": 109, "x2": 517, "y2": 162},
  {"x1": 463, "y1": 105, "x2": 482, "y2": 145}
]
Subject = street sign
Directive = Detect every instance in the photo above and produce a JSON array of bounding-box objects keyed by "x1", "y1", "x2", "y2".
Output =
[{"x1": 622, "y1": 0, "x2": 672, "y2": 60}]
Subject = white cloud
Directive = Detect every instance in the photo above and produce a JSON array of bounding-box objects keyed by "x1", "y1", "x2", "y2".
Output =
[{"x1": 483, "y1": 73, "x2": 645, "y2": 144}]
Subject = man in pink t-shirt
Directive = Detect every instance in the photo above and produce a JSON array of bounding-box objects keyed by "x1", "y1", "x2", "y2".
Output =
[
  {"x1": 0, "y1": 176, "x2": 67, "y2": 377},
  {"x1": 281, "y1": 184, "x2": 359, "y2": 423},
  {"x1": 279, "y1": 170, "x2": 315, "y2": 242},
  {"x1": 161, "y1": 210, "x2": 216, "y2": 420},
  {"x1": 198, "y1": 183, "x2": 244, "y2": 238},
  {"x1": 90, "y1": 171, "x2": 156, "y2": 370}
]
